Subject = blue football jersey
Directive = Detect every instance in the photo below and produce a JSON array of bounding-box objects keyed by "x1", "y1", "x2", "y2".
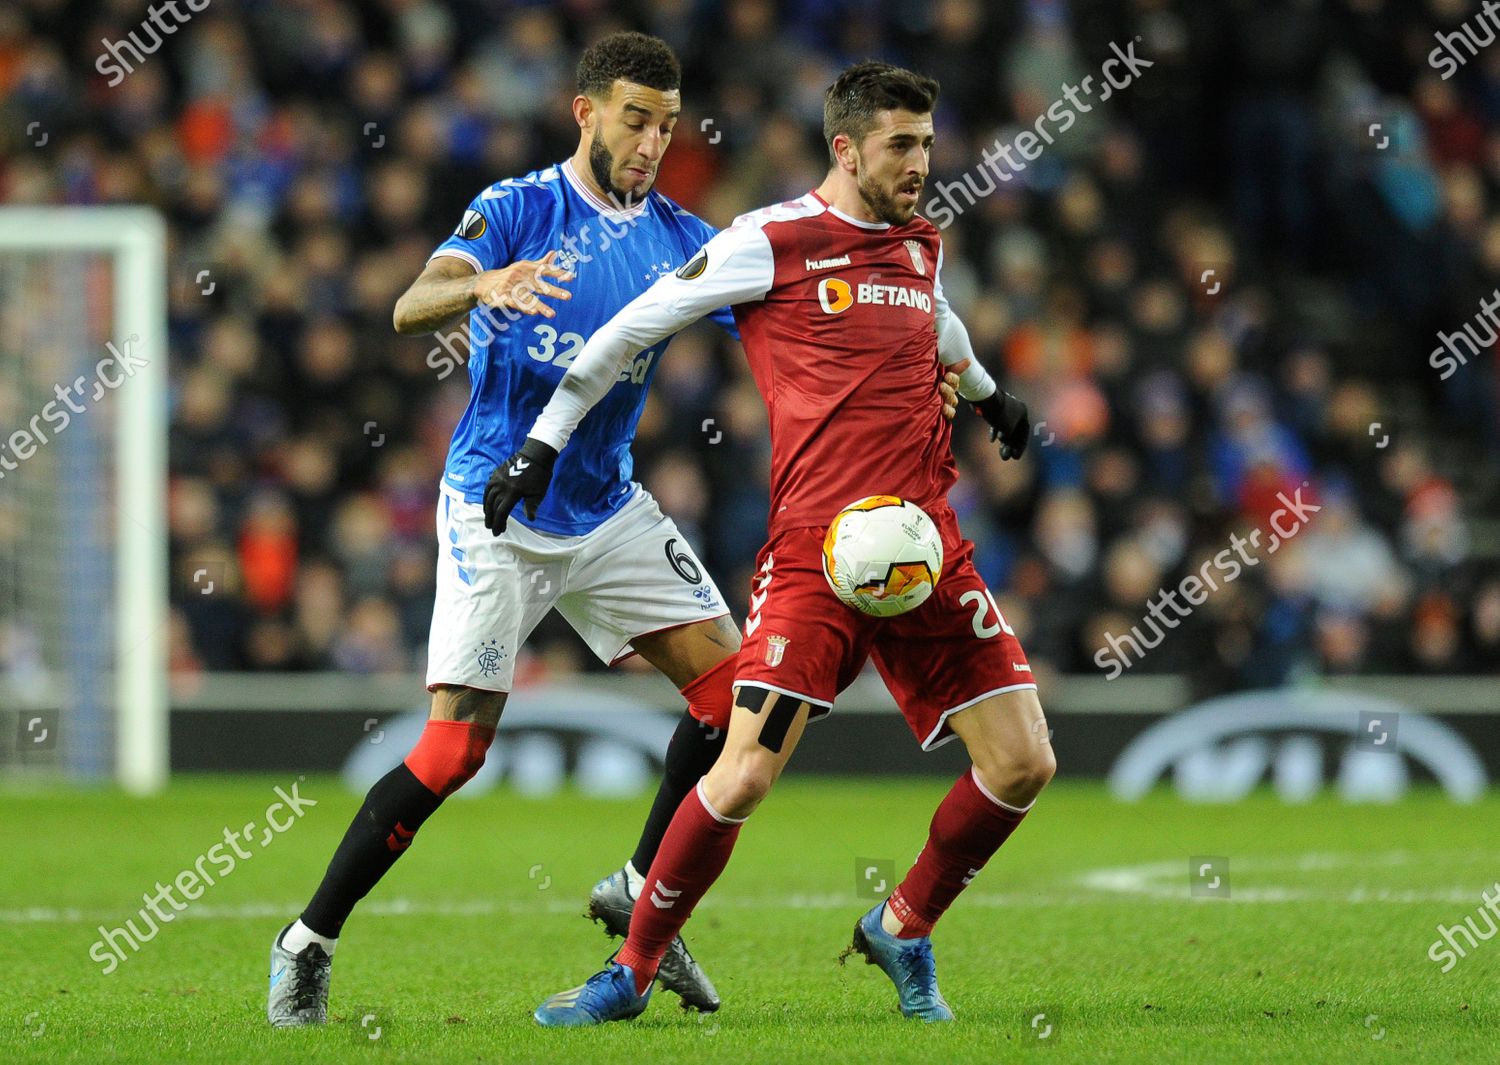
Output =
[{"x1": 430, "y1": 159, "x2": 734, "y2": 534}]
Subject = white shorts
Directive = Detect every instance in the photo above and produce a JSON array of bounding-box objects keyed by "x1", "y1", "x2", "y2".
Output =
[{"x1": 425, "y1": 485, "x2": 730, "y2": 692}]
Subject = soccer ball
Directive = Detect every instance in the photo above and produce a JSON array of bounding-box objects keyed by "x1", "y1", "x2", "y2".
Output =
[{"x1": 822, "y1": 496, "x2": 943, "y2": 617}]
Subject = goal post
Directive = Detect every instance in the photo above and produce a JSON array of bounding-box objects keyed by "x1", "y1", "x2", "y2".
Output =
[{"x1": 0, "y1": 207, "x2": 168, "y2": 794}]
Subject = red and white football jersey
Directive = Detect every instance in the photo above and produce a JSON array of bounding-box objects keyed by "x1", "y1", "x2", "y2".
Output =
[{"x1": 532, "y1": 190, "x2": 984, "y2": 536}]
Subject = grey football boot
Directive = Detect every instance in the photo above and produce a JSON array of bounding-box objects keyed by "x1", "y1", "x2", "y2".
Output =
[
  {"x1": 587, "y1": 868, "x2": 721, "y2": 1012},
  {"x1": 268, "y1": 922, "x2": 332, "y2": 1027}
]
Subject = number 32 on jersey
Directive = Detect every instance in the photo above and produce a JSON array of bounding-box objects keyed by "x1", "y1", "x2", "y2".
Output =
[{"x1": 527, "y1": 324, "x2": 658, "y2": 383}]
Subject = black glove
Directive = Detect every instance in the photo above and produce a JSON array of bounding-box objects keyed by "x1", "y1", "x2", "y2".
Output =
[
  {"x1": 483, "y1": 438, "x2": 559, "y2": 534},
  {"x1": 972, "y1": 390, "x2": 1030, "y2": 460}
]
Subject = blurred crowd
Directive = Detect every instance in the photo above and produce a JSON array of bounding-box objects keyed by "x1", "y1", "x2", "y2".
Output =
[{"x1": 2, "y1": 0, "x2": 1498, "y2": 694}]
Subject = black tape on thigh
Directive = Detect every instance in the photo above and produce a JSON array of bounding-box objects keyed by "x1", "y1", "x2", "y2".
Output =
[
  {"x1": 735, "y1": 685, "x2": 771, "y2": 714},
  {"x1": 756, "y1": 698, "x2": 802, "y2": 754}
]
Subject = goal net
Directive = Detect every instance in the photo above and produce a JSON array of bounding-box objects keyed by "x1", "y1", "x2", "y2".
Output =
[{"x1": 0, "y1": 208, "x2": 167, "y2": 793}]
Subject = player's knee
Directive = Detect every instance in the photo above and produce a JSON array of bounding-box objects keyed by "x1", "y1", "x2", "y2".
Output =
[
  {"x1": 707, "y1": 750, "x2": 777, "y2": 817},
  {"x1": 430, "y1": 685, "x2": 506, "y2": 731},
  {"x1": 725, "y1": 765, "x2": 775, "y2": 813},
  {"x1": 1027, "y1": 742, "x2": 1058, "y2": 792},
  {"x1": 404, "y1": 719, "x2": 497, "y2": 799},
  {"x1": 974, "y1": 742, "x2": 1055, "y2": 805}
]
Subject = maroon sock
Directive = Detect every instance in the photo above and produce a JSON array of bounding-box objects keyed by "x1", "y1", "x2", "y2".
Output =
[
  {"x1": 616, "y1": 781, "x2": 744, "y2": 994},
  {"x1": 887, "y1": 768, "x2": 1031, "y2": 937}
]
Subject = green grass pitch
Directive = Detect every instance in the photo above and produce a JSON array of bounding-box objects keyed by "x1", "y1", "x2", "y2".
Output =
[{"x1": 2, "y1": 776, "x2": 1495, "y2": 1063}]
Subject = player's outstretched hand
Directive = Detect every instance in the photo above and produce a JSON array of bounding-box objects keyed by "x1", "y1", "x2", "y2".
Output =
[
  {"x1": 472, "y1": 250, "x2": 575, "y2": 319},
  {"x1": 484, "y1": 438, "x2": 559, "y2": 534},
  {"x1": 973, "y1": 391, "x2": 1030, "y2": 460},
  {"x1": 939, "y1": 371, "x2": 960, "y2": 421}
]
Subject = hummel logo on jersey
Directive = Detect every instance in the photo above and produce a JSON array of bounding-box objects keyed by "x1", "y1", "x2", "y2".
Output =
[
  {"x1": 508, "y1": 458, "x2": 531, "y2": 477},
  {"x1": 961, "y1": 867, "x2": 980, "y2": 885},
  {"x1": 746, "y1": 554, "x2": 773, "y2": 635},
  {"x1": 649, "y1": 882, "x2": 683, "y2": 909},
  {"x1": 805, "y1": 254, "x2": 851, "y2": 272}
]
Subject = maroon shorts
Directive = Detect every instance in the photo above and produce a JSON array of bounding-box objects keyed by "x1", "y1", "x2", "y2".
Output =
[{"x1": 735, "y1": 503, "x2": 1037, "y2": 750}]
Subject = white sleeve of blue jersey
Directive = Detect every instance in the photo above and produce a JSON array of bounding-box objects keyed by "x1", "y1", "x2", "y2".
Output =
[
  {"x1": 530, "y1": 221, "x2": 775, "y2": 451},
  {"x1": 933, "y1": 243, "x2": 996, "y2": 402}
]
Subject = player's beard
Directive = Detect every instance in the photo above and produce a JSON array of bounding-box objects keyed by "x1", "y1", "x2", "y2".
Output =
[
  {"x1": 589, "y1": 129, "x2": 649, "y2": 209},
  {"x1": 857, "y1": 161, "x2": 922, "y2": 226}
]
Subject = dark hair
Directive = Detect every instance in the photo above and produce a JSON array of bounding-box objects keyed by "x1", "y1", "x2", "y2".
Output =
[
  {"x1": 823, "y1": 61, "x2": 939, "y2": 159},
  {"x1": 576, "y1": 31, "x2": 681, "y2": 98}
]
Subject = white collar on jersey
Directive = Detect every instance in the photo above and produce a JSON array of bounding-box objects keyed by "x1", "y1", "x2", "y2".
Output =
[
  {"x1": 562, "y1": 159, "x2": 652, "y2": 220},
  {"x1": 810, "y1": 191, "x2": 891, "y2": 230}
]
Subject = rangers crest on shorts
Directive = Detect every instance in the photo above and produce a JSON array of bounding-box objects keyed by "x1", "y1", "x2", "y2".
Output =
[
  {"x1": 764, "y1": 634, "x2": 789, "y2": 667},
  {"x1": 475, "y1": 639, "x2": 508, "y2": 677}
]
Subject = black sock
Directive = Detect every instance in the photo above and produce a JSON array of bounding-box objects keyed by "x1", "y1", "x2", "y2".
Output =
[
  {"x1": 300, "y1": 763, "x2": 443, "y2": 937},
  {"x1": 629, "y1": 707, "x2": 728, "y2": 876}
]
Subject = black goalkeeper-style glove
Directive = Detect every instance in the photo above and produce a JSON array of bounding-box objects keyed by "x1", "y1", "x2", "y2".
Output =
[
  {"x1": 972, "y1": 390, "x2": 1030, "y2": 460},
  {"x1": 483, "y1": 438, "x2": 559, "y2": 534}
]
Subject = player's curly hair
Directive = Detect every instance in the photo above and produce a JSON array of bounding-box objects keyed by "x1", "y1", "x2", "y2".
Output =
[
  {"x1": 576, "y1": 31, "x2": 682, "y2": 98},
  {"x1": 823, "y1": 61, "x2": 940, "y2": 160}
]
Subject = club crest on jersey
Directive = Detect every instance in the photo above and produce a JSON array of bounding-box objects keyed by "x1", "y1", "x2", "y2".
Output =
[
  {"x1": 764, "y1": 634, "x2": 790, "y2": 667},
  {"x1": 904, "y1": 239, "x2": 925, "y2": 276},
  {"x1": 455, "y1": 209, "x2": 486, "y2": 241}
]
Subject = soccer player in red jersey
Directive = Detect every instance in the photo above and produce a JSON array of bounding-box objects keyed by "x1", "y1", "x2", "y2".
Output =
[{"x1": 492, "y1": 61, "x2": 1052, "y2": 1025}]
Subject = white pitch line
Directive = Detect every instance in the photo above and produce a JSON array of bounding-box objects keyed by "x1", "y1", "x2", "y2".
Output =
[
  {"x1": 0, "y1": 891, "x2": 1049, "y2": 926},
  {"x1": 1075, "y1": 850, "x2": 1495, "y2": 903},
  {"x1": 14, "y1": 849, "x2": 1492, "y2": 925}
]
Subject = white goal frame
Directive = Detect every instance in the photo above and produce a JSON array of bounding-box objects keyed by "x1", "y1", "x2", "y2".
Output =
[{"x1": 0, "y1": 207, "x2": 168, "y2": 794}]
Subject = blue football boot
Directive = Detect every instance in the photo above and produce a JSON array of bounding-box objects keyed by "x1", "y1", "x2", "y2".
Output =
[
  {"x1": 534, "y1": 958, "x2": 653, "y2": 1027},
  {"x1": 844, "y1": 901, "x2": 955, "y2": 1021}
]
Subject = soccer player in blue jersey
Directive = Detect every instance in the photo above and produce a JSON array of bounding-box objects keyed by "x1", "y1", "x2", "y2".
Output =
[
  {"x1": 264, "y1": 32, "x2": 736, "y2": 1025},
  {"x1": 267, "y1": 32, "x2": 960, "y2": 1027}
]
